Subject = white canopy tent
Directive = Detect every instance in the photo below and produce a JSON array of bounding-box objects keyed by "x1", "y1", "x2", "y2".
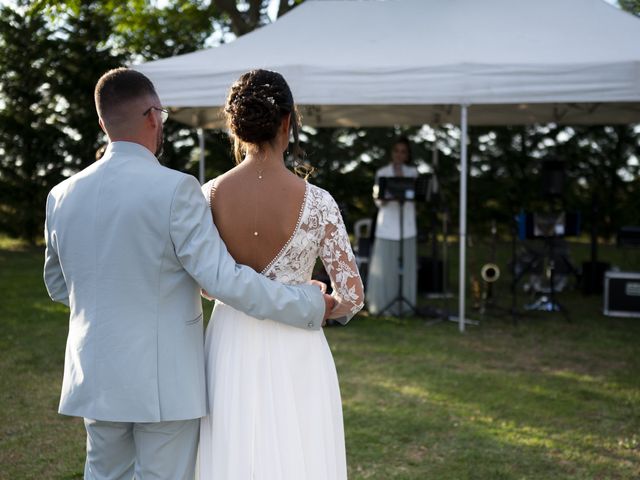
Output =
[{"x1": 136, "y1": 0, "x2": 640, "y2": 331}]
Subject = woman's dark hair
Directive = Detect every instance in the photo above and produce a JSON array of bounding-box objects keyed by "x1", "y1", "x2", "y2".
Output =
[
  {"x1": 391, "y1": 136, "x2": 413, "y2": 164},
  {"x1": 224, "y1": 69, "x2": 305, "y2": 169}
]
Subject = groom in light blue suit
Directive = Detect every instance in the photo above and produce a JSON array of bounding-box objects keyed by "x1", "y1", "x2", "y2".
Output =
[{"x1": 43, "y1": 68, "x2": 334, "y2": 480}]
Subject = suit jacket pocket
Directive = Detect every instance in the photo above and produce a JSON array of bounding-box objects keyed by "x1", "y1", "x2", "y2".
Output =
[{"x1": 185, "y1": 313, "x2": 203, "y2": 326}]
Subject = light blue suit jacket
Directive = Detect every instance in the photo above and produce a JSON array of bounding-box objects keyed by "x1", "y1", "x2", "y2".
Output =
[{"x1": 43, "y1": 141, "x2": 324, "y2": 422}]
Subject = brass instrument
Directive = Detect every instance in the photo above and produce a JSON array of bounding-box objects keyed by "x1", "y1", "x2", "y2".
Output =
[
  {"x1": 469, "y1": 235, "x2": 482, "y2": 309},
  {"x1": 481, "y1": 263, "x2": 500, "y2": 283},
  {"x1": 479, "y1": 221, "x2": 500, "y2": 314},
  {"x1": 471, "y1": 274, "x2": 482, "y2": 309}
]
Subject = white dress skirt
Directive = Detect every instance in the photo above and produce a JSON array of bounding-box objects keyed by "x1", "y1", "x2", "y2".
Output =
[
  {"x1": 197, "y1": 181, "x2": 364, "y2": 480},
  {"x1": 198, "y1": 304, "x2": 347, "y2": 480}
]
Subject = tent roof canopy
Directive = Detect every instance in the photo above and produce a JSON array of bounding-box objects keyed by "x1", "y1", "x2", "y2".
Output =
[{"x1": 136, "y1": 0, "x2": 640, "y2": 127}]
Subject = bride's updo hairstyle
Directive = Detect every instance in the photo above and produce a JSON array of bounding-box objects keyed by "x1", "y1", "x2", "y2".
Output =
[{"x1": 224, "y1": 69, "x2": 305, "y2": 167}]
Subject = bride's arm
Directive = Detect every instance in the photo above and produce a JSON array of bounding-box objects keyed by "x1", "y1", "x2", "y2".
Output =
[{"x1": 319, "y1": 195, "x2": 365, "y2": 324}]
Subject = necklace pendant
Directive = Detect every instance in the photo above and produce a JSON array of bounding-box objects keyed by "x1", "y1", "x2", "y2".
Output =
[
  {"x1": 258, "y1": 175, "x2": 263, "y2": 179},
  {"x1": 254, "y1": 231, "x2": 259, "y2": 236}
]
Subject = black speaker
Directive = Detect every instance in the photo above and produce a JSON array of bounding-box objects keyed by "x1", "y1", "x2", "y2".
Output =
[
  {"x1": 617, "y1": 226, "x2": 640, "y2": 247},
  {"x1": 418, "y1": 257, "x2": 443, "y2": 293},
  {"x1": 581, "y1": 261, "x2": 610, "y2": 295}
]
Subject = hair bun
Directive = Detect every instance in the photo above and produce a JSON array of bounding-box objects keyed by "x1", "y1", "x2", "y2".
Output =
[
  {"x1": 225, "y1": 69, "x2": 296, "y2": 145},
  {"x1": 226, "y1": 91, "x2": 281, "y2": 144},
  {"x1": 224, "y1": 69, "x2": 304, "y2": 166}
]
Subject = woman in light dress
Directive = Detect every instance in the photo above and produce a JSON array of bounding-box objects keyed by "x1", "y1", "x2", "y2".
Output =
[
  {"x1": 366, "y1": 137, "x2": 418, "y2": 316},
  {"x1": 197, "y1": 69, "x2": 364, "y2": 480}
]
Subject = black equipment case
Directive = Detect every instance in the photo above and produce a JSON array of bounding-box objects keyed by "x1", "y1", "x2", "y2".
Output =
[{"x1": 603, "y1": 271, "x2": 640, "y2": 318}]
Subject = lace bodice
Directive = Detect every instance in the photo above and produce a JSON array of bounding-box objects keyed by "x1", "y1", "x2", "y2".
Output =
[{"x1": 203, "y1": 180, "x2": 364, "y2": 322}]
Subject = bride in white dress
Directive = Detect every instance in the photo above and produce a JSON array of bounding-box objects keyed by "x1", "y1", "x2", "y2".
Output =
[{"x1": 197, "y1": 69, "x2": 365, "y2": 480}]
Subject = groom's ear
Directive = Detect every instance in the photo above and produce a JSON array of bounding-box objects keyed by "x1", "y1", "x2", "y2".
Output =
[
  {"x1": 144, "y1": 107, "x2": 159, "y2": 131},
  {"x1": 98, "y1": 118, "x2": 108, "y2": 135}
]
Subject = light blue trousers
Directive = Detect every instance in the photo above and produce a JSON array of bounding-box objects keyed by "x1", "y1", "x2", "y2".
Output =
[{"x1": 83, "y1": 418, "x2": 199, "y2": 480}]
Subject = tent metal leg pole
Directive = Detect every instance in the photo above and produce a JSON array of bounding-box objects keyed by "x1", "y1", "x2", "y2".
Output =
[
  {"x1": 198, "y1": 127, "x2": 205, "y2": 185},
  {"x1": 459, "y1": 105, "x2": 468, "y2": 333}
]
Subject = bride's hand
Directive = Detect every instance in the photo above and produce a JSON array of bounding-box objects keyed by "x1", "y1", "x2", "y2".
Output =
[{"x1": 308, "y1": 279, "x2": 328, "y2": 294}]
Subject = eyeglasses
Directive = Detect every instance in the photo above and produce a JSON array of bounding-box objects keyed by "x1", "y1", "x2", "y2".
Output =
[{"x1": 143, "y1": 106, "x2": 169, "y2": 124}]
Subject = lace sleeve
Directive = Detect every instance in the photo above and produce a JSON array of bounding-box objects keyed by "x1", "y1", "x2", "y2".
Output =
[
  {"x1": 320, "y1": 195, "x2": 364, "y2": 324},
  {"x1": 201, "y1": 179, "x2": 215, "y2": 211}
]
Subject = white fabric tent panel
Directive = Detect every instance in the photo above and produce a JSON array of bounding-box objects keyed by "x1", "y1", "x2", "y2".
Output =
[{"x1": 137, "y1": 0, "x2": 640, "y2": 121}]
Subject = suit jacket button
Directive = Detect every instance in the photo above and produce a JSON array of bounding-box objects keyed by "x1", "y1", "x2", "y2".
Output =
[{"x1": 307, "y1": 321, "x2": 314, "y2": 328}]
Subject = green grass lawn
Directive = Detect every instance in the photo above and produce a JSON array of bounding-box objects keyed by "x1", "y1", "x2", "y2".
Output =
[{"x1": 1, "y1": 238, "x2": 639, "y2": 479}]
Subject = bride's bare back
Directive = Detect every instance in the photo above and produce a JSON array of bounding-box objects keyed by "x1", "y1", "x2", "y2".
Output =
[{"x1": 209, "y1": 161, "x2": 307, "y2": 273}]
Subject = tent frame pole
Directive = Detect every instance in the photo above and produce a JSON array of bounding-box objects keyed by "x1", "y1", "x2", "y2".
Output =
[{"x1": 459, "y1": 105, "x2": 469, "y2": 332}]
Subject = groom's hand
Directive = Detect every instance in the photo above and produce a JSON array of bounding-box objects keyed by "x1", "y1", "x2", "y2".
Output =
[
  {"x1": 322, "y1": 294, "x2": 335, "y2": 324},
  {"x1": 309, "y1": 279, "x2": 328, "y2": 294}
]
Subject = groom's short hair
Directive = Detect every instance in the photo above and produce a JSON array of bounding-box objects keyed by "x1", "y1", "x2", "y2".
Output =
[{"x1": 95, "y1": 68, "x2": 157, "y2": 120}]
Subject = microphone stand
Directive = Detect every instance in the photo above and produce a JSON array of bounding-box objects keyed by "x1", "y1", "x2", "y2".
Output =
[{"x1": 378, "y1": 192, "x2": 418, "y2": 317}]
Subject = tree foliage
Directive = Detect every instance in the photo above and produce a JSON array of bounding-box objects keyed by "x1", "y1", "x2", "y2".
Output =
[
  {"x1": 0, "y1": 6, "x2": 68, "y2": 241},
  {"x1": 620, "y1": 0, "x2": 640, "y2": 16}
]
